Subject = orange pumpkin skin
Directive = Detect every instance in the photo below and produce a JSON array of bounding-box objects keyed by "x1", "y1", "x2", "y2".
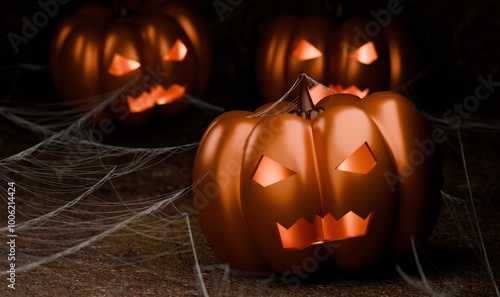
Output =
[
  {"x1": 193, "y1": 89, "x2": 441, "y2": 276},
  {"x1": 50, "y1": 0, "x2": 212, "y2": 125},
  {"x1": 257, "y1": 15, "x2": 417, "y2": 102}
]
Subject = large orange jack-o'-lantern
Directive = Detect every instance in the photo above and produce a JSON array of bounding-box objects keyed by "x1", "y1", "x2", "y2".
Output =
[
  {"x1": 257, "y1": 15, "x2": 417, "y2": 103},
  {"x1": 193, "y1": 73, "x2": 441, "y2": 277},
  {"x1": 50, "y1": 0, "x2": 212, "y2": 125}
]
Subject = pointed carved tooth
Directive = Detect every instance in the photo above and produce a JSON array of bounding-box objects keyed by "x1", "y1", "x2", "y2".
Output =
[
  {"x1": 127, "y1": 84, "x2": 186, "y2": 113},
  {"x1": 277, "y1": 211, "x2": 374, "y2": 250}
]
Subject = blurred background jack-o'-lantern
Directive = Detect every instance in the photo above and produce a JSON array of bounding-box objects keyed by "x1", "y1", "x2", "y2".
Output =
[
  {"x1": 50, "y1": 0, "x2": 212, "y2": 125},
  {"x1": 257, "y1": 14, "x2": 417, "y2": 103}
]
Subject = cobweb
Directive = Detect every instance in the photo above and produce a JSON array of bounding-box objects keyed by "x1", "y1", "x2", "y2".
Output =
[{"x1": 0, "y1": 61, "x2": 499, "y2": 296}]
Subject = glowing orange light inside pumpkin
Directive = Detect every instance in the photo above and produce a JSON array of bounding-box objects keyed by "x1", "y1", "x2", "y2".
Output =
[
  {"x1": 308, "y1": 83, "x2": 371, "y2": 104},
  {"x1": 336, "y1": 142, "x2": 377, "y2": 174},
  {"x1": 291, "y1": 39, "x2": 323, "y2": 61},
  {"x1": 308, "y1": 84, "x2": 336, "y2": 105},
  {"x1": 277, "y1": 211, "x2": 374, "y2": 250},
  {"x1": 163, "y1": 39, "x2": 188, "y2": 61},
  {"x1": 328, "y1": 83, "x2": 370, "y2": 98},
  {"x1": 108, "y1": 53, "x2": 141, "y2": 77},
  {"x1": 156, "y1": 83, "x2": 186, "y2": 105},
  {"x1": 349, "y1": 41, "x2": 378, "y2": 65},
  {"x1": 252, "y1": 155, "x2": 296, "y2": 187},
  {"x1": 127, "y1": 83, "x2": 186, "y2": 113}
]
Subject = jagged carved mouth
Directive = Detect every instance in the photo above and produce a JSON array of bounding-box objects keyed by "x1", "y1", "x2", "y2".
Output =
[
  {"x1": 327, "y1": 84, "x2": 369, "y2": 98},
  {"x1": 276, "y1": 211, "x2": 374, "y2": 250},
  {"x1": 126, "y1": 83, "x2": 186, "y2": 113},
  {"x1": 309, "y1": 84, "x2": 370, "y2": 104}
]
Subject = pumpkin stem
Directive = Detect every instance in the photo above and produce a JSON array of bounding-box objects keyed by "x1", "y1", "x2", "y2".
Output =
[
  {"x1": 336, "y1": 3, "x2": 343, "y2": 19},
  {"x1": 120, "y1": 6, "x2": 128, "y2": 18},
  {"x1": 289, "y1": 72, "x2": 324, "y2": 120}
]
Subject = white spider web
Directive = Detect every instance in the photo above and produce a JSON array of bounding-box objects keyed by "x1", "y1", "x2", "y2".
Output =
[{"x1": 0, "y1": 61, "x2": 498, "y2": 296}]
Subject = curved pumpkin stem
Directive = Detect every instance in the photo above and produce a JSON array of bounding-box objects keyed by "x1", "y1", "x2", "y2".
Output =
[
  {"x1": 120, "y1": 6, "x2": 128, "y2": 18},
  {"x1": 289, "y1": 72, "x2": 324, "y2": 120},
  {"x1": 335, "y1": 3, "x2": 343, "y2": 19},
  {"x1": 114, "y1": 0, "x2": 129, "y2": 18}
]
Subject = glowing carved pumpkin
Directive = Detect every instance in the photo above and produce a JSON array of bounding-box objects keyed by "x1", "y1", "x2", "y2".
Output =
[
  {"x1": 50, "y1": 0, "x2": 212, "y2": 125},
  {"x1": 257, "y1": 15, "x2": 417, "y2": 103},
  {"x1": 193, "y1": 73, "x2": 440, "y2": 276}
]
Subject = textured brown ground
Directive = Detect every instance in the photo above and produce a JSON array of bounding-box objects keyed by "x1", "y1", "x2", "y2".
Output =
[{"x1": 0, "y1": 104, "x2": 498, "y2": 296}]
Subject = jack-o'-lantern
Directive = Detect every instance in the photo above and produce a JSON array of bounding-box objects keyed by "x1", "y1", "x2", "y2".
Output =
[
  {"x1": 257, "y1": 15, "x2": 417, "y2": 103},
  {"x1": 50, "y1": 0, "x2": 212, "y2": 125},
  {"x1": 193, "y1": 73, "x2": 440, "y2": 277}
]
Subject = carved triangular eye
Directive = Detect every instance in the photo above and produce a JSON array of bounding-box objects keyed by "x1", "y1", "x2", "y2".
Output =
[
  {"x1": 336, "y1": 142, "x2": 377, "y2": 174},
  {"x1": 252, "y1": 155, "x2": 296, "y2": 187},
  {"x1": 348, "y1": 41, "x2": 378, "y2": 65},
  {"x1": 291, "y1": 39, "x2": 323, "y2": 61},
  {"x1": 163, "y1": 39, "x2": 188, "y2": 61},
  {"x1": 108, "y1": 53, "x2": 141, "y2": 77}
]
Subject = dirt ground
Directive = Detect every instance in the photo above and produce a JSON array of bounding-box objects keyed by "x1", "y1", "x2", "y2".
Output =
[{"x1": 0, "y1": 102, "x2": 499, "y2": 296}]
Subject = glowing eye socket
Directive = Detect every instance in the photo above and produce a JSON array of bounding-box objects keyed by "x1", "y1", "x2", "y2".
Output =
[
  {"x1": 336, "y1": 142, "x2": 377, "y2": 174},
  {"x1": 107, "y1": 53, "x2": 141, "y2": 77},
  {"x1": 252, "y1": 155, "x2": 296, "y2": 187},
  {"x1": 163, "y1": 39, "x2": 188, "y2": 61},
  {"x1": 291, "y1": 39, "x2": 323, "y2": 61},
  {"x1": 348, "y1": 41, "x2": 378, "y2": 65}
]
